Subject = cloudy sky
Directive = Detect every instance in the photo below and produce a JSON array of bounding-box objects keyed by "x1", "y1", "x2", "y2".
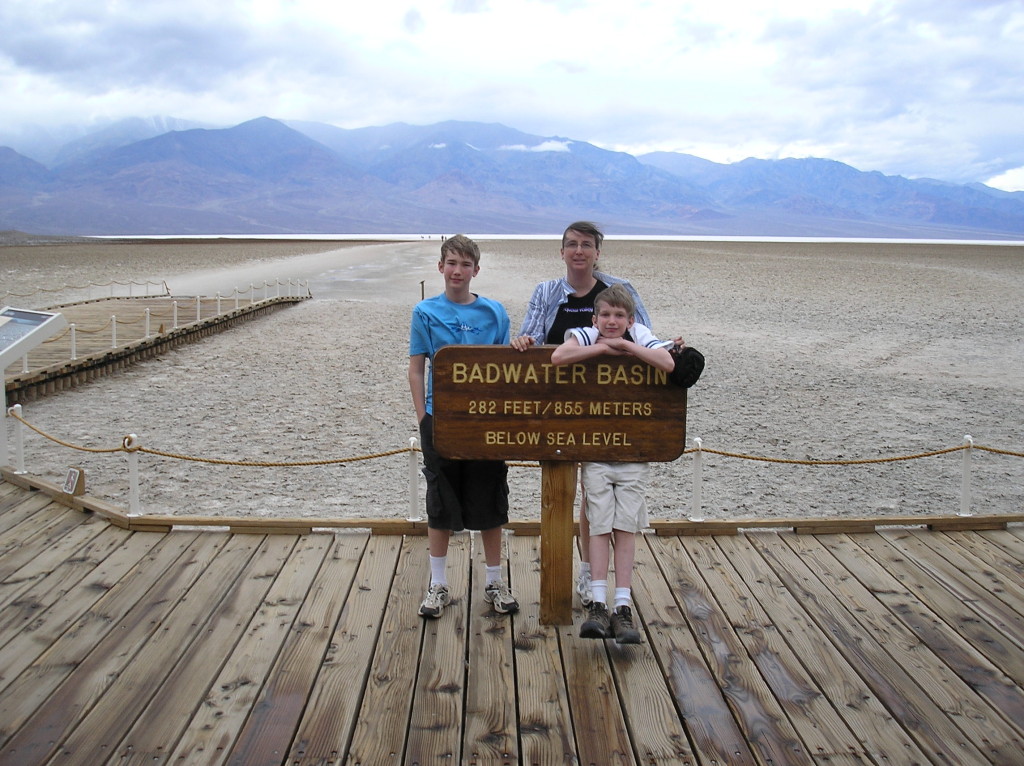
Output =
[{"x1": 3, "y1": 0, "x2": 1023, "y2": 190}]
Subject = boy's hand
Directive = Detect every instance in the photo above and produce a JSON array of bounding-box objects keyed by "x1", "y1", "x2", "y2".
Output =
[{"x1": 594, "y1": 336, "x2": 633, "y2": 355}]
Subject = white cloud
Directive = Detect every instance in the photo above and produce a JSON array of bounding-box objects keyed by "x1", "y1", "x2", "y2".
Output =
[
  {"x1": 499, "y1": 141, "x2": 572, "y2": 153},
  {"x1": 985, "y1": 167, "x2": 1024, "y2": 193}
]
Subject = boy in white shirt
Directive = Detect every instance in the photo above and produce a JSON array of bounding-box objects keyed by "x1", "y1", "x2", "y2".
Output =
[{"x1": 550, "y1": 283, "x2": 674, "y2": 643}]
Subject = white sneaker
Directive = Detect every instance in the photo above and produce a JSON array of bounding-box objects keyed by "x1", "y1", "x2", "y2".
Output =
[
  {"x1": 484, "y1": 581, "x2": 519, "y2": 614},
  {"x1": 418, "y1": 583, "x2": 451, "y2": 618},
  {"x1": 575, "y1": 571, "x2": 593, "y2": 606}
]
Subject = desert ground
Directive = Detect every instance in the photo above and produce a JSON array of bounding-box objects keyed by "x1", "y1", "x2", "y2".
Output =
[{"x1": 3, "y1": 236, "x2": 1022, "y2": 522}]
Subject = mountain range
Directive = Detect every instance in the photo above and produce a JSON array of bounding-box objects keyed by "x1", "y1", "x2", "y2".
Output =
[{"x1": 1, "y1": 116, "x2": 1022, "y2": 239}]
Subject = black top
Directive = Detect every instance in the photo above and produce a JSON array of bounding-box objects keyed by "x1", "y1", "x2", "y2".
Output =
[{"x1": 545, "y1": 280, "x2": 607, "y2": 344}]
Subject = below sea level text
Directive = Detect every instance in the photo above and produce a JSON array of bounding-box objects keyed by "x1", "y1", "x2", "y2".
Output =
[{"x1": 485, "y1": 431, "x2": 633, "y2": 446}]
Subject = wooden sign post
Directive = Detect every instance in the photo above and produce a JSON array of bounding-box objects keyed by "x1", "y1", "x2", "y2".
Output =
[{"x1": 432, "y1": 345, "x2": 687, "y2": 624}]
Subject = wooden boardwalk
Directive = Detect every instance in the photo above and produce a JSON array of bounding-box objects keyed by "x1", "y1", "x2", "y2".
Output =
[
  {"x1": 1, "y1": 477, "x2": 1022, "y2": 765},
  {"x1": 4, "y1": 295, "x2": 307, "y2": 403}
]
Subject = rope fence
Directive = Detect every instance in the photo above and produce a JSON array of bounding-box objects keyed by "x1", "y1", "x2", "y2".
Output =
[
  {"x1": 4, "y1": 405, "x2": 1021, "y2": 518},
  {"x1": 2, "y1": 279, "x2": 171, "y2": 305}
]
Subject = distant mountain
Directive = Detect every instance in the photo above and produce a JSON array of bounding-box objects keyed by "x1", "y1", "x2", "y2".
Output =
[
  {"x1": 0, "y1": 116, "x2": 211, "y2": 168},
  {"x1": 0, "y1": 116, "x2": 1021, "y2": 238}
]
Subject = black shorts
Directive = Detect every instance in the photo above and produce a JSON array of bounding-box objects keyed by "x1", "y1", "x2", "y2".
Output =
[{"x1": 419, "y1": 414, "x2": 509, "y2": 532}]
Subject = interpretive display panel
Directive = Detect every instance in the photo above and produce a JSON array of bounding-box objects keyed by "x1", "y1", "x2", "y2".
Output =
[
  {"x1": 0, "y1": 307, "x2": 68, "y2": 369},
  {"x1": 432, "y1": 345, "x2": 687, "y2": 462}
]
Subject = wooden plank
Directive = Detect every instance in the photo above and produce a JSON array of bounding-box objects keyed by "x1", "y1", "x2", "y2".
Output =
[
  {"x1": 0, "y1": 491, "x2": 56, "y2": 540},
  {"x1": 684, "y1": 534, "x2": 868, "y2": 762},
  {"x1": 225, "y1": 533, "x2": 366, "y2": 766},
  {"x1": 0, "y1": 484, "x2": 33, "y2": 518},
  {"x1": 641, "y1": 535, "x2": 759, "y2": 765},
  {"x1": 561, "y1": 619, "x2": 633, "y2": 765},
  {"x1": 405, "y1": 533, "x2": 471, "y2": 764},
  {"x1": 923, "y1": 531, "x2": 1024, "y2": 625},
  {"x1": 751, "y1": 532, "x2": 993, "y2": 764},
  {"x1": 870, "y1": 531, "x2": 1024, "y2": 673},
  {"x1": 610, "y1": 538, "x2": 697, "y2": 764},
  {"x1": 0, "y1": 498, "x2": 93, "y2": 576},
  {"x1": 112, "y1": 535, "x2": 300, "y2": 764},
  {"x1": 0, "y1": 531, "x2": 214, "y2": 759},
  {"x1": 0, "y1": 528, "x2": 173, "y2": 700},
  {"x1": 166, "y1": 533, "x2": 345, "y2": 765},
  {"x1": 834, "y1": 532, "x2": 1024, "y2": 751},
  {"x1": 998, "y1": 525, "x2": 1024, "y2": 557},
  {"x1": 47, "y1": 534, "x2": 264, "y2": 763},
  {"x1": 345, "y1": 535, "x2": 431, "y2": 763},
  {"x1": 792, "y1": 521, "x2": 880, "y2": 535},
  {"x1": 665, "y1": 536, "x2": 809, "y2": 765},
  {"x1": 716, "y1": 533, "x2": 932, "y2": 764},
  {"x1": 944, "y1": 530, "x2": 1024, "y2": 606},
  {"x1": 287, "y1": 534, "x2": 403, "y2": 764},
  {"x1": 462, "y1": 532, "x2": 518, "y2": 765},
  {"x1": 928, "y1": 518, "x2": 1008, "y2": 531},
  {"x1": 0, "y1": 521, "x2": 126, "y2": 625},
  {"x1": 958, "y1": 528, "x2": 1024, "y2": 573},
  {"x1": 507, "y1": 534, "x2": 577, "y2": 765}
]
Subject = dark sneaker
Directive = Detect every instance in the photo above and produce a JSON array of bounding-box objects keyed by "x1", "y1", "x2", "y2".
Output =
[
  {"x1": 610, "y1": 605, "x2": 641, "y2": 644},
  {"x1": 575, "y1": 571, "x2": 593, "y2": 606},
  {"x1": 579, "y1": 602, "x2": 611, "y2": 639},
  {"x1": 418, "y1": 583, "x2": 450, "y2": 618},
  {"x1": 484, "y1": 581, "x2": 519, "y2": 614}
]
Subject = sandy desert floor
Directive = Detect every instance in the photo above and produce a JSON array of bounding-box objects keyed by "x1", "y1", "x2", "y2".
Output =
[{"x1": 3, "y1": 236, "x2": 1023, "y2": 522}]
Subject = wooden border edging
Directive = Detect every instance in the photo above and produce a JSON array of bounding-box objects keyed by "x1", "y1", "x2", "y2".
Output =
[{"x1": 3, "y1": 467, "x2": 1021, "y2": 536}]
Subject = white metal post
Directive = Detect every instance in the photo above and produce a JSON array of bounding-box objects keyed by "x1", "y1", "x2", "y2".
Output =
[
  {"x1": 1, "y1": 392, "x2": 8, "y2": 468},
  {"x1": 216, "y1": 293, "x2": 222, "y2": 315},
  {"x1": 959, "y1": 434, "x2": 974, "y2": 517},
  {"x1": 408, "y1": 437, "x2": 421, "y2": 521},
  {"x1": 195, "y1": 296, "x2": 201, "y2": 322},
  {"x1": 70, "y1": 324, "x2": 77, "y2": 360},
  {"x1": 10, "y1": 404, "x2": 25, "y2": 474},
  {"x1": 145, "y1": 308, "x2": 151, "y2": 338},
  {"x1": 125, "y1": 433, "x2": 141, "y2": 515},
  {"x1": 690, "y1": 437, "x2": 704, "y2": 521}
]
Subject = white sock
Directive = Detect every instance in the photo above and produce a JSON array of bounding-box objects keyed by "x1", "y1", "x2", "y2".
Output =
[
  {"x1": 429, "y1": 555, "x2": 447, "y2": 587},
  {"x1": 591, "y1": 579, "x2": 608, "y2": 606},
  {"x1": 614, "y1": 587, "x2": 631, "y2": 609},
  {"x1": 485, "y1": 564, "x2": 502, "y2": 586}
]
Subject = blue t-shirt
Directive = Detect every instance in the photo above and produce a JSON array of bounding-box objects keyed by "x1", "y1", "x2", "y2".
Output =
[{"x1": 410, "y1": 293, "x2": 511, "y2": 414}]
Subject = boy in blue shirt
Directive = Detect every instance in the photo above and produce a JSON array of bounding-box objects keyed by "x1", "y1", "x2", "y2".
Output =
[{"x1": 409, "y1": 235, "x2": 519, "y2": 618}]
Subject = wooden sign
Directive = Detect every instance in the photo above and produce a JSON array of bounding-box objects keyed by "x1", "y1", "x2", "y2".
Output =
[{"x1": 432, "y1": 345, "x2": 687, "y2": 462}]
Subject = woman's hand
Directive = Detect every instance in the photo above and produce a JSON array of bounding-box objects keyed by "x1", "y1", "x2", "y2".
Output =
[{"x1": 510, "y1": 335, "x2": 535, "y2": 352}]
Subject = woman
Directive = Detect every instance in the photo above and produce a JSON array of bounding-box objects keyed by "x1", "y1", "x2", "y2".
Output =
[{"x1": 511, "y1": 221, "x2": 654, "y2": 607}]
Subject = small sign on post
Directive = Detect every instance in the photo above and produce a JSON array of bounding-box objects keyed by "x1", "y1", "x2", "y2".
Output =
[
  {"x1": 62, "y1": 466, "x2": 86, "y2": 496},
  {"x1": 433, "y1": 345, "x2": 687, "y2": 624}
]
